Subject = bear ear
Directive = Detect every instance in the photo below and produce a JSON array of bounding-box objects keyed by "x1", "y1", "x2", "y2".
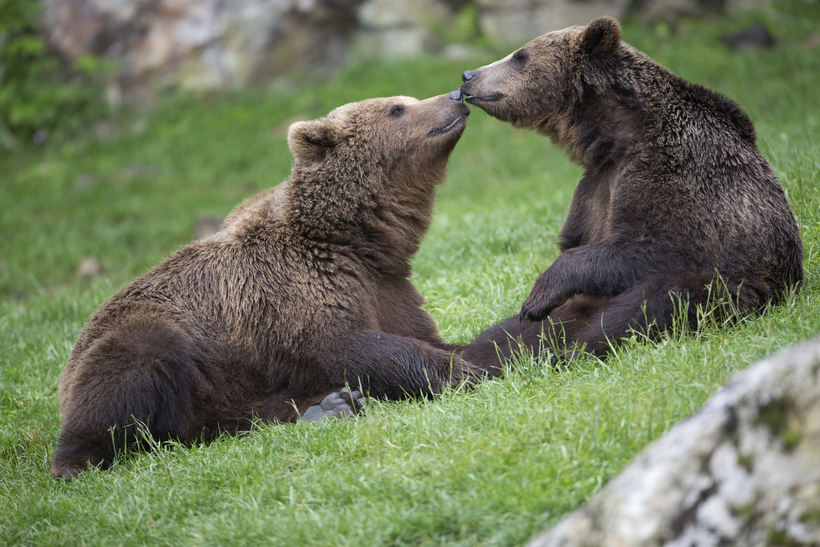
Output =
[
  {"x1": 579, "y1": 16, "x2": 621, "y2": 59},
  {"x1": 288, "y1": 119, "x2": 338, "y2": 163}
]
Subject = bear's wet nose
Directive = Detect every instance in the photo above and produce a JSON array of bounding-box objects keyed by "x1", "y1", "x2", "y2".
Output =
[
  {"x1": 461, "y1": 70, "x2": 474, "y2": 83},
  {"x1": 449, "y1": 90, "x2": 463, "y2": 102}
]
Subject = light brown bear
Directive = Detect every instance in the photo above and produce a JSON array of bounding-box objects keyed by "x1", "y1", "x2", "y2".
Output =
[
  {"x1": 51, "y1": 92, "x2": 478, "y2": 479},
  {"x1": 458, "y1": 17, "x2": 802, "y2": 364}
]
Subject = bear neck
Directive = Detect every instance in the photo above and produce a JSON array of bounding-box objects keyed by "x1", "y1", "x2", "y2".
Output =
[
  {"x1": 554, "y1": 51, "x2": 757, "y2": 172},
  {"x1": 553, "y1": 91, "x2": 647, "y2": 172},
  {"x1": 286, "y1": 165, "x2": 440, "y2": 278},
  {"x1": 543, "y1": 50, "x2": 667, "y2": 171},
  {"x1": 368, "y1": 166, "x2": 443, "y2": 274}
]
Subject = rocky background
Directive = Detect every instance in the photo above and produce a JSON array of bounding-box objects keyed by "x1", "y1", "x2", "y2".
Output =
[{"x1": 41, "y1": 0, "x2": 774, "y2": 103}]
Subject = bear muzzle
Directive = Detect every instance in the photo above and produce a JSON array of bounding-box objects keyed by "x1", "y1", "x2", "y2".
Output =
[
  {"x1": 460, "y1": 90, "x2": 504, "y2": 105},
  {"x1": 459, "y1": 70, "x2": 504, "y2": 105},
  {"x1": 427, "y1": 107, "x2": 470, "y2": 137}
]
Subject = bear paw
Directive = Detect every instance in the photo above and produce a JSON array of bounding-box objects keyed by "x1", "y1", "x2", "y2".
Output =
[
  {"x1": 519, "y1": 271, "x2": 569, "y2": 321},
  {"x1": 299, "y1": 388, "x2": 367, "y2": 422}
]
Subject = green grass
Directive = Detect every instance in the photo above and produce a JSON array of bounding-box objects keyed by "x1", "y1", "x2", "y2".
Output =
[{"x1": 2, "y1": 1, "x2": 820, "y2": 544}]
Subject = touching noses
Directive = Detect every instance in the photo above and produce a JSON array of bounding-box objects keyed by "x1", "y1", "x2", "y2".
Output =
[{"x1": 461, "y1": 70, "x2": 475, "y2": 83}]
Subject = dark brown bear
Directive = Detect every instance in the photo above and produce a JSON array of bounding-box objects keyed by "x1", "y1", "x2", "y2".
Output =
[
  {"x1": 51, "y1": 92, "x2": 477, "y2": 479},
  {"x1": 458, "y1": 17, "x2": 802, "y2": 365}
]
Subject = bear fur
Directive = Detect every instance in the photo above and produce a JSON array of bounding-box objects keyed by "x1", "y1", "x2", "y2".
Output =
[
  {"x1": 458, "y1": 17, "x2": 803, "y2": 363},
  {"x1": 51, "y1": 92, "x2": 477, "y2": 479}
]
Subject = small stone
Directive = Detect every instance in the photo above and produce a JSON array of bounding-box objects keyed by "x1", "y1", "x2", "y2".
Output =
[
  {"x1": 92, "y1": 121, "x2": 121, "y2": 141},
  {"x1": 73, "y1": 174, "x2": 97, "y2": 191},
  {"x1": 76, "y1": 256, "x2": 104, "y2": 281}
]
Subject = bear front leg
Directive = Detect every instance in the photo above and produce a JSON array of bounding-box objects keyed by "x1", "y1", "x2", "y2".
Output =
[
  {"x1": 326, "y1": 330, "x2": 483, "y2": 400},
  {"x1": 519, "y1": 238, "x2": 661, "y2": 321},
  {"x1": 458, "y1": 316, "x2": 550, "y2": 376}
]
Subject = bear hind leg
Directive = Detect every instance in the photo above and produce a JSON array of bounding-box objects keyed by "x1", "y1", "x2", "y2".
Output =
[
  {"x1": 51, "y1": 322, "x2": 200, "y2": 479},
  {"x1": 564, "y1": 272, "x2": 752, "y2": 360}
]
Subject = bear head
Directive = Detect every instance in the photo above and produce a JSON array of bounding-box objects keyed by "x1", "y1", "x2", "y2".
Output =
[
  {"x1": 288, "y1": 92, "x2": 470, "y2": 184},
  {"x1": 459, "y1": 17, "x2": 623, "y2": 133},
  {"x1": 284, "y1": 92, "x2": 470, "y2": 266}
]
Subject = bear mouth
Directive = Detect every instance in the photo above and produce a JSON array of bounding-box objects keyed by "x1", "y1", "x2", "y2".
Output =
[
  {"x1": 463, "y1": 93, "x2": 504, "y2": 104},
  {"x1": 427, "y1": 114, "x2": 469, "y2": 137}
]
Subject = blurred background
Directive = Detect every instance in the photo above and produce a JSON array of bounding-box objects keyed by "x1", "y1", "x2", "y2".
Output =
[{"x1": 0, "y1": 0, "x2": 788, "y2": 146}]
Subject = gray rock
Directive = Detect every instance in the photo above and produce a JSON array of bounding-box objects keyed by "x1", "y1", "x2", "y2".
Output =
[
  {"x1": 477, "y1": 0, "x2": 629, "y2": 46},
  {"x1": 40, "y1": 0, "x2": 778, "y2": 100},
  {"x1": 354, "y1": 0, "x2": 454, "y2": 59},
  {"x1": 42, "y1": 0, "x2": 363, "y2": 100},
  {"x1": 642, "y1": 0, "x2": 775, "y2": 23},
  {"x1": 528, "y1": 338, "x2": 820, "y2": 546}
]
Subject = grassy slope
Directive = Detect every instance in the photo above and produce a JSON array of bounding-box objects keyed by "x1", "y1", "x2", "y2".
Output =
[{"x1": 2, "y1": 2, "x2": 819, "y2": 545}]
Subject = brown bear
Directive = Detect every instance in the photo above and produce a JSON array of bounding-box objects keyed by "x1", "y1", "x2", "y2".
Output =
[
  {"x1": 50, "y1": 92, "x2": 478, "y2": 479},
  {"x1": 457, "y1": 17, "x2": 803, "y2": 365}
]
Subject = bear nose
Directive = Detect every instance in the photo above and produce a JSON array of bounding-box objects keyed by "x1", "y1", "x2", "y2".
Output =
[
  {"x1": 461, "y1": 70, "x2": 474, "y2": 83},
  {"x1": 449, "y1": 90, "x2": 462, "y2": 102}
]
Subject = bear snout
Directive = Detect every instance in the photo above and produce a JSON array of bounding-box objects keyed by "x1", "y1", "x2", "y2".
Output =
[
  {"x1": 449, "y1": 90, "x2": 463, "y2": 102},
  {"x1": 459, "y1": 70, "x2": 503, "y2": 104}
]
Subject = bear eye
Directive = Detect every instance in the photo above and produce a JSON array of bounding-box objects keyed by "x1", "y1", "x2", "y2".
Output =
[
  {"x1": 511, "y1": 50, "x2": 528, "y2": 67},
  {"x1": 389, "y1": 105, "x2": 405, "y2": 117}
]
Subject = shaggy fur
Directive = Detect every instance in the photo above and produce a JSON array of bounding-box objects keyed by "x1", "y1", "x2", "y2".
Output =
[
  {"x1": 51, "y1": 93, "x2": 477, "y2": 479},
  {"x1": 458, "y1": 17, "x2": 802, "y2": 364}
]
